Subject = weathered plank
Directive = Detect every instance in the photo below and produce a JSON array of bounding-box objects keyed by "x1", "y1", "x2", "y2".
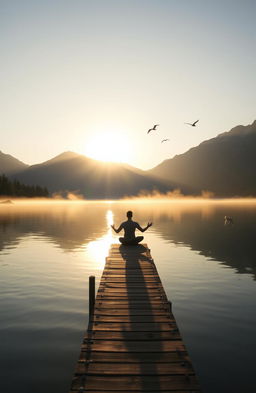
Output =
[
  {"x1": 100, "y1": 282, "x2": 160, "y2": 287},
  {"x1": 69, "y1": 387, "x2": 200, "y2": 393},
  {"x1": 91, "y1": 316, "x2": 173, "y2": 323},
  {"x1": 94, "y1": 310, "x2": 170, "y2": 317},
  {"x1": 94, "y1": 301, "x2": 169, "y2": 308},
  {"x1": 96, "y1": 295, "x2": 165, "y2": 300},
  {"x1": 99, "y1": 286, "x2": 162, "y2": 292},
  {"x1": 101, "y1": 277, "x2": 160, "y2": 282},
  {"x1": 84, "y1": 330, "x2": 180, "y2": 340},
  {"x1": 90, "y1": 322, "x2": 176, "y2": 331},
  {"x1": 81, "y1": 340, "x2": 186, "y2": 352},
  {"x1": 71, "y1": 375, "x2": 199, "y2": 391},
  {"x1": 78, "y1": 351, "x2": 190, "y2": 363},
  {"x1": 75, "y1": 362, "x2": 194, "y2": 375}
]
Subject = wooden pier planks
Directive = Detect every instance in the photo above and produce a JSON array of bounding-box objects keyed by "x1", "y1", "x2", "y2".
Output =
[{"x1": 70, "y1": 244, "x2": 201, "y2": 392}]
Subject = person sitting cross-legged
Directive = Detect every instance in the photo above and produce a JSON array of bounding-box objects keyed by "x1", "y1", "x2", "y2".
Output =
[{"x1": 111, "y1": 210, "x2": 152, "y2": 245}]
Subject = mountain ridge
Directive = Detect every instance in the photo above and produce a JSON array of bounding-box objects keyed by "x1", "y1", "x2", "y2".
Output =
[
  {"x1": 9, "y1": 151, "x2": 180, "y2": 199},
  {"x1": 1, "y1": 119, "x2": 256, "y2": 198},
  {"x1": 149, "y1": 120, "x2": 256, "y2": 196},
  {"x1": 0, "y1": 150, "x2": 28, "y2": 175}
]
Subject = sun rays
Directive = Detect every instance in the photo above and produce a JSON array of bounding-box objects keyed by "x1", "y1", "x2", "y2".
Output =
[{"x1": 84, "y1": 129, "x2": 132, "y2": 163}]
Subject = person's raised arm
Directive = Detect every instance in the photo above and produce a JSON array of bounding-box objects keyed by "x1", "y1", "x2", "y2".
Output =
[
  {"x1": 111, "y1": 223, "x2": 123, "y2": 233},
  {"x1": 136, "y1": 222, "x2": 153, "y2": 233}
]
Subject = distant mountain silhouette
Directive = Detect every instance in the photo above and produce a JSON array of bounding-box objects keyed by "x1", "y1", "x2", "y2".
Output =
[
  {"x1": 11, "y1": 151, "x2": 179, "y2": 199},
  {"x1": 0, "y1": 151, "x2": 28, "y2": 175},
  {"x1": 3, "y1": 120, "x2": 256, "y2": 198},
  {"x1": 150, "y1": 120, "x2": 256, "y2": 196}
]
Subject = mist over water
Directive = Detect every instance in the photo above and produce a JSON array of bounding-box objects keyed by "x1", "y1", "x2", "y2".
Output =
[{"x1": 0, "y1": 200, "x2": 256, "y2": 393}]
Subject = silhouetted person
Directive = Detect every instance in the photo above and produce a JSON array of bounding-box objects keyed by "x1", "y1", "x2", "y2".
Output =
[{"x1": 111, "y1": 210, "x2": 152, "y2": 245}]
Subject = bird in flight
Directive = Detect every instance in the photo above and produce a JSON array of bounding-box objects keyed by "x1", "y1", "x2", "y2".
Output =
[
  {"x1": 161, "y1": 139, "x2": 169, "y2": 143},
  {"x1": 185, "y1": 120, "x2": 199, "y2": 127},
  {"x1": 147, "y1": 124, "x2": 159, "y2": 134}
]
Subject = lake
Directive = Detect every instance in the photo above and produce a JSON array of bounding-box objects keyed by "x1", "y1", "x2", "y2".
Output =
[{"x1": 0, "y1": 199, "x2": 256, "y2": 393}]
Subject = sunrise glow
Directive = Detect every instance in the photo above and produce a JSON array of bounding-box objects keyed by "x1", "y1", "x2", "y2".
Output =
[{"x1": 84, "y1": 130, "x2": 132, "y2": 163}]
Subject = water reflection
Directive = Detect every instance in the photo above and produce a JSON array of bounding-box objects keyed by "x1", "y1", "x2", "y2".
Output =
[
  {"x1": 0, "y1": 202, "x2": 107, "y2": 252},
  {"x1": 86, "y1": 210, "x2": 116, "y2": 270},
  {"x1": 1, "y1": 200, "x2": 256, "y2": 393},
  {"x1": 1, "y1": 200, "x2": 256, "y2": 279},
  {"x1": 151, "y1": 202, "x2": 256, "y2": 279}
]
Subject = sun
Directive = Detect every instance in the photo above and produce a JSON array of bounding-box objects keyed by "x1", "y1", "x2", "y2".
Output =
[{"x1": 84, "y1": 129, "x2": 132, "y2": 163}]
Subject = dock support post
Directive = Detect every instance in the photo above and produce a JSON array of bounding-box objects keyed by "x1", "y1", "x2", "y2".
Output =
[{"x1": 89, "y1": 276, "x2": 95, "y2": 319}]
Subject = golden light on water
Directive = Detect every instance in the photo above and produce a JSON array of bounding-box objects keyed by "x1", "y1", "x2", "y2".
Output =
[
  {"x1": 84, "y1": 129, "x2": 132, "y2": 163},
  {"x1": 86, "y1": 210, "x2": 117, "y2": 269}
]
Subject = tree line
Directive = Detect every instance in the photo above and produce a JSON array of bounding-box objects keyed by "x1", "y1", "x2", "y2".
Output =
[{"x1": 0, "y1": 174, "x2": 49, "y2": 197}]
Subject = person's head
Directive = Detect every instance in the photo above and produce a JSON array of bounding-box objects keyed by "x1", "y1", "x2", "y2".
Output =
[{"x1": 126, "y1": 210, "x2": 133, "y2": 219}]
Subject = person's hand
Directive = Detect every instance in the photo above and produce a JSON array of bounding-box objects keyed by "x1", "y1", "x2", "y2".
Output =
[
  {"x1": 111, "y1": 224, "x2": 115, "y2": 229},
  {"x1": 147, "y1": 222, "x2": 153, "y2": 228}
]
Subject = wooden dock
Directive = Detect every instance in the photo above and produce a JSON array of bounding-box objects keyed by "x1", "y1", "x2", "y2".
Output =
[{"x1": 70, "y1": 244, "x2": 201, "y2": 392}]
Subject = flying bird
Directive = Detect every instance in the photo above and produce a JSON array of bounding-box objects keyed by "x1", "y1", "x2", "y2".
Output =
[
  {"x1": 161, "y1": 139, "x2": 169, "y2": 143},
  {"x1": 185, "y1": 120, "x2": 199, "y2": 127},
  {"x1": 147, "y1": 124, "x2": 159, "y2": 134}
]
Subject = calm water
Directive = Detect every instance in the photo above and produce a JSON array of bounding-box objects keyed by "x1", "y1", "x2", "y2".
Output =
[{"x1": 0, "y1": 200, "x2": 256, "y2": 393}]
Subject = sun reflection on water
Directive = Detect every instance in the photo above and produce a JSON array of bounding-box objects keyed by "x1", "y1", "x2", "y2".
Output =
[{"x1": 86, "y1": 210, "x2": 117, "y2": 270}]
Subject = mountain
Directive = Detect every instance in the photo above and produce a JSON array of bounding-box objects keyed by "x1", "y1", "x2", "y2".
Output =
[
  {"x1": 4, "y1": 120, "x2": 256, "y2": 198},
  {"x1": 12, "y1": 152, "x2": 179, "y2": 199},
  {"x1": 0, "y1": 151, "x2": 28, "y2": 175},
  {"x1": 149, "y1": 120, "x2": 256, "y2": 197}
]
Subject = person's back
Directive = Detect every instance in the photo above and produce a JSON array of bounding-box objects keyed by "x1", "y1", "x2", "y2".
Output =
[
  {"x1": 111, "y1": 210, "x2": 152, "y2": 245},
  {"x1": 121, "y1": 219, "x2": 139, "y2": 241}
]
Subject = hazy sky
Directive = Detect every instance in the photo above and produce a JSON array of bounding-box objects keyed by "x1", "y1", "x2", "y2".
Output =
[{"x1": 1, "y1": 0, "x2": 256, "y2": 169}]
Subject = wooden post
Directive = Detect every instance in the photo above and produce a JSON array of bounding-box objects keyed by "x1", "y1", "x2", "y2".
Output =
[{"x1": 89, "y1": 276, "x2": 95, "y2": 319}]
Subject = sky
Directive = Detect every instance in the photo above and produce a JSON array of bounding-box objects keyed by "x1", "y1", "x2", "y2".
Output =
[{"x1": 1, "y1": 0, "x2": 256, "y2": 170}]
